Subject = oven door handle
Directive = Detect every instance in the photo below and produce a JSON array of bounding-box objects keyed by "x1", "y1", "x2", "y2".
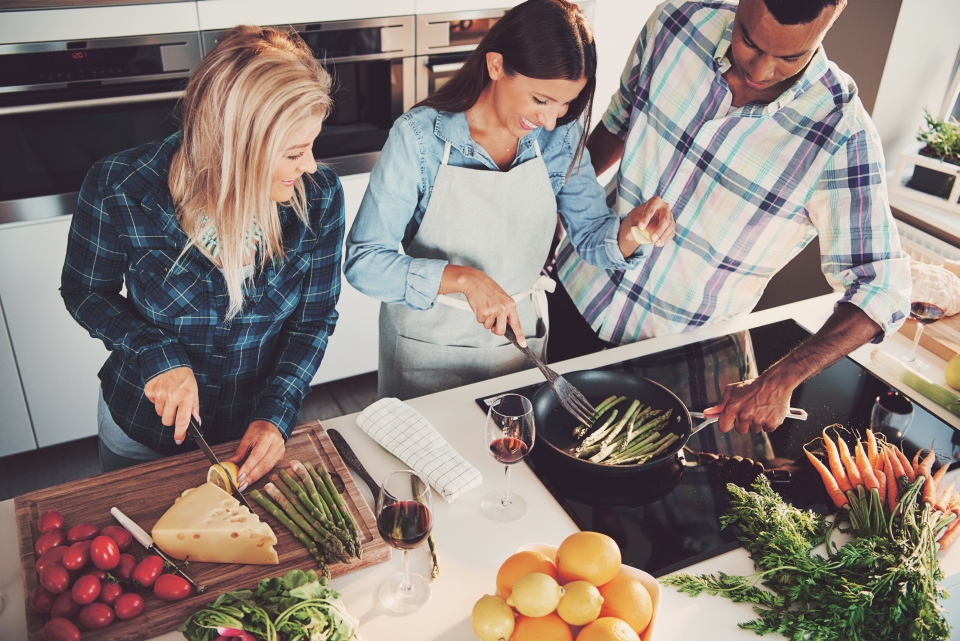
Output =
[
  {"x1": 0, "y1": 90, "x2": 184, "y2": 116},
  {"x1": 427, "y1": 61, "x2": 465, "y2": 74}
]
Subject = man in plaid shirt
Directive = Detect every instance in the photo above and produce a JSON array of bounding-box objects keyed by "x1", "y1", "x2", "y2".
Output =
[{"x1": 550, "y1": 0, "x2": 911, "y2": 433}]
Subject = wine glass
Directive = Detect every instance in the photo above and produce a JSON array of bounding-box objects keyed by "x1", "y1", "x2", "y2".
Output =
[
  {"x1": 903, "y1": 272, "x2": 946, "y2": 371},
  {"x1": 482, "y1": 394, "x2": 535, "y2": 522},
  {"x1": 870, "y1": 390, "x2": 914, "y2": 436},
  {"x1": 376, "y1": 470, "x2": 433, "y2": 614}
]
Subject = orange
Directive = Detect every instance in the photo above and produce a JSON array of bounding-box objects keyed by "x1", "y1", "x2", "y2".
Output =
[
  {"x1": 510, "y1": 613, "x2": 574, "y2": 641},
  {"x1": 555, "y1": 532, "x2": 621, "y2": 586},
  {"x1": 575, "y1": 617, "x2": 640, "y2": 641},
  {"x1": 597, "y1": 575, "x2": 653, "y2": 636},
  {"x1": 496, "y1": 551, "x2": 558, "y2": 599}
]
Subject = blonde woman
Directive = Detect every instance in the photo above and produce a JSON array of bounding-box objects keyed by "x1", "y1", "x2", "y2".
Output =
[{"x1": 61, "y1": 26, "x2": 342, "y2": 487}]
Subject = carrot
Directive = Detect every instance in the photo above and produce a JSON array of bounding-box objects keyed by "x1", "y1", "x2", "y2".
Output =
[
  {"x1": 935, "y1": 481, "x2": 956, "y2": 513},
  {"x1": 927, "y1": 461, "x2": 950, "y2": 507},
  {"x1": 821, "y1": 432, "x2": 853, "y2": 493},
  {"x1": 876, "y1": 469, "x2": 887, "y2": 511},
  {"x1": 913, "y1": 449, "x2": 924, "y2": 477},
  {"x1": 805, "y1": 448, "x2": 848, "y2": 508},
  {"x1": 938, "y1": 518, "x2": 960, "y2": 551},
  {"x1": 866, "y1": 429, "x2": 879, "y2": 469},
  {"x1": 855, "y1": 441, "x2": 879, "y2": 491},
  {"x1": 884, "y1": 454, "x2": 898, "y2": 513},
  {"x1": 886, "y1": 447, "x2": 907, "y2": 486},
  {"x1": 838, "y1": 438, "x2": 863, "y2": 488},
  {"x1": 895, "y1": 447, "x2": 917, "y2": 482},
  {"x1": 919, "y1": 448, "x2": 938, "y2": 505}
]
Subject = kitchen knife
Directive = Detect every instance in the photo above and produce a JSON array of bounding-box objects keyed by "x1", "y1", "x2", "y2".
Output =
[
  {"x1": 327, "y1": 428, "x2": 440, "y2": 580},
  {"x1": 186, "y1": 417, "x2": 255, "y2": 513},
  {"x1": 110, "y1": 507, "x2": 206, "y2": 594}
]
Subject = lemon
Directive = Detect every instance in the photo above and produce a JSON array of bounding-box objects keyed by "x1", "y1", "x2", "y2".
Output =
[
  {"x1": 557, "y1": 580, "x2": 604, "y2": 626},
  {"x1": 630, "y1": 226, "x2": 654, "y2": 245},
  {"x1": 946, "y1": 354, "x2": 960, "y2": 390},
  {"x1": 505, "y1": 572, "x2": 565, "y2": 617},
  {"x1": 472, "y1": 594, "x2": 515, "y2": 641},
  {"x1": 207, "y1": 462, "x2": 240, "y2": 493}
]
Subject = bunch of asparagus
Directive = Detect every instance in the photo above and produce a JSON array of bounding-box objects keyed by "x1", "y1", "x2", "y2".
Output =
[
  {"x1": 250, "y1": 459, "x2": 362, "y2": 578},
  {"x1": 567, "y1": 395, "x2": 679, "y2": 465}
]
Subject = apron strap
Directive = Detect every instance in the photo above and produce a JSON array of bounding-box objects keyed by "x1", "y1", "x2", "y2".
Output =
[
  {"x1": 533, "y1": 139, "x2": 542, "y2": 158},
  {"x1": 435, "y1": 274, "x2": 556, "y2": 332},
  {"x1": 442, "y1": 142, "x2": 452, "y2": 165}
]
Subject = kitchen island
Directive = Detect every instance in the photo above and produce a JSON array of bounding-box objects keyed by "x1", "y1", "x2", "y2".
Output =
[{"x1": 3, "y1": 292, "x2": 960, "y2": 640}]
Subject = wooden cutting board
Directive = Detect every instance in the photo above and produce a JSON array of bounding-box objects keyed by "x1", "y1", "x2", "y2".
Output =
[
  {"x1": 898, "y1": 315, "x2": 960, "y2": 362},
  {"x1": 15, "y1": 421, "x2": 390, "y2": 641}
]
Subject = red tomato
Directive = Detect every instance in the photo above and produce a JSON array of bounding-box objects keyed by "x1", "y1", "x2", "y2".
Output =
[
  {"x1": 113, "y1": 553, "x2": 136, "y2": 582},
  {"x1": 39, "y1": 563, "x2": 70, "y2": 594},
  {"x1": 50, "y1": 591, "x2": 81, "y2": 620},
  {"x1": 131, "y1": 554, "x2": 164, "y2": 587},
  {"x1": 35, "y1": 529, "x2": 67, "y2": 556},
  {"x1": 97, "y1": 581, "x2": 123, "y2": 605},
  {"x1": 61, "y1": 540, "x2": 92, "y2": 571},
  {"x1": 71, "y1": 574, "x2": 101, "y2": 605},
  {"x1": 153, "y1": 573, "x2": 191, "y2": 601},
  {"x1": 83, "y1": 567, "x2": 107, "y2": 580},
  {"x1": 100, "y1": 525, "x2": 133, "y2": 553},
  {"x1": 112, "y1": 592, "x2": 144, "y2": 620},
  {"x1": 35, "y1": 546, "x2": 68, "y2": 574},
  {"x1": 66, "y1": 523, "x2": 99, "y2": 544},
  {"x1": 78, "y1": 602, "x2": 115, "y2": 630},
  {"x1": 29, "y1": 585, "x2": 56, "y2": 615},
  {"x1": 90, "y1": 535, "x2": 120, "y2": 570},
  {"x1": 37, "y1": 510, "x2": 65, "y2": 534},
  {"x1": 42, "y1": 617, "x2": 81, "y2": 641}
]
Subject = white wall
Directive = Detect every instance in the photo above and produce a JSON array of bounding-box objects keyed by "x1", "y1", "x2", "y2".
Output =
[{"x1": 871, "y1": 0, "x2": 960, "y2": 164}]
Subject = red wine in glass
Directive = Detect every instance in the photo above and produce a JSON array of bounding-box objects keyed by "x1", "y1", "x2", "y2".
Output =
[
  {"x1": 489, "y1": 437, "x2": 529, "y2": 464},
  {"x1": 910, "y1": 302, "x2": 945, "y2": 324},
  {"x1": 377, "y1": 500, "x2": 432, "y2": 550}
]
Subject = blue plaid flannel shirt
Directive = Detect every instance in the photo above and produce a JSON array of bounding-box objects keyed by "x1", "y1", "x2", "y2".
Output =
[{"x1": 61, "y1": 132, "x2": 344, "y2": 455}]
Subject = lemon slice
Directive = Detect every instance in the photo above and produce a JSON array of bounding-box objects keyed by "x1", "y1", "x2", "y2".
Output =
[
  {"x1": 207, "y1": 462, "x2": 239, "y2": 493},
  {"x1": 630, "y1": 226, "x2": 654, "y2": 245}
]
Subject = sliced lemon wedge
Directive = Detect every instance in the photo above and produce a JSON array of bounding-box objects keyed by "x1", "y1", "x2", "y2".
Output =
[
  {"x1": 207, "y1": 461, "x2": 240, "y2": 493},
  {"x1": 630, "y1": 226, "x2": 654, "y2": 245}
]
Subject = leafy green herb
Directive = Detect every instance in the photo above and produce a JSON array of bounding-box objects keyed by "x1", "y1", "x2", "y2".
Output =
[
  {"x1": 180, "y1": 569, "x2": 359, "y2": 641},
  {"x1": 661, "y1": 478, "x2": 950, "y2": 641},
  {"x1": 918, "y1": 108, "x2": 960, "y2": 166}
]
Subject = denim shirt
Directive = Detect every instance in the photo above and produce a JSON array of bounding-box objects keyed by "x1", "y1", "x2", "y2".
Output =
[{"x1": 344, "y1": 107, "x2": 644, "y2": 310}]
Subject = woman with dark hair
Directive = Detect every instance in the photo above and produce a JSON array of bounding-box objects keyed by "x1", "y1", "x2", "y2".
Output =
[{"x1": 345, "y1": 0, "x2": 675, "y2": 400}]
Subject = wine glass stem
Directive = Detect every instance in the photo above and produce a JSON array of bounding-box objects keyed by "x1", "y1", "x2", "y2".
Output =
[
  {"x1": 908, "y1": 324, "x2": 926, "y2": 360},
  {"x1": 502, "y1": 465, "x2": 512, "y2": 505},
  {"x1": 399, "y1": 549, "x2": 411, "y2": 593}
]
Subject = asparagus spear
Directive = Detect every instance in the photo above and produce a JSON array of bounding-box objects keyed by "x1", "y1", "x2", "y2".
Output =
[
  {"x1": 302, "y1": 467, "x2": 357, "y2": 557},
  {"x1": 291, "y1": 460, "x2": 327, "y2": 516},
  {"x1": 569, "y1": 410, "x2": 618, "y2": 455},
  {"x1": 315, "y1": 461, "x2": 363, "y2": 555},
  {"x1": 264, "y1": 483, "x2": 349, "y2": 563},
  {"x1": 251, "y1": 488, "x2": 329, "y2": 577},
  {"x1": 271, "y1": 473, "x2": 352, "y2": 560},
  {"x1": 574, "y1": 396, "x2": 625, "y2": 439}
]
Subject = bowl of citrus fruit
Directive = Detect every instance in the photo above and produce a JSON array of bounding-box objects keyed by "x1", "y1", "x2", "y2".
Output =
[{"x1": 472, "y1": 531, "x2": 659, "y2": 641}]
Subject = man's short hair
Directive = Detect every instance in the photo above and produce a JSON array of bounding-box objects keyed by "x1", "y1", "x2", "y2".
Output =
[{"x1": 762, "y1": 0, "x2": 840, "y2": 25}]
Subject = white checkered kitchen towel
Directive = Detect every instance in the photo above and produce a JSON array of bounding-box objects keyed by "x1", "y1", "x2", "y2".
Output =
[{"x1": 356, "y1": 398, "x2": 483, "y2": 503}]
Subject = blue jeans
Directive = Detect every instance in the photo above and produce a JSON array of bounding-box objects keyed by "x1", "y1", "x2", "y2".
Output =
[{"x1": 97, "y1": 386, "x2": 164, "y2": 473}]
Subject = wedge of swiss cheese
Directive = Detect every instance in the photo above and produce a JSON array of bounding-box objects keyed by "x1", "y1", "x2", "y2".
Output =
[{"x1": 152, "y1": 482, "x2": 278, "y2": 565}]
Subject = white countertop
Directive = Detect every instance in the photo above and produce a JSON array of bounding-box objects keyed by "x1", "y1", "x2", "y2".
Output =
[{"x1": 3, "y1": 293, "x2": 960, "y2": 641}]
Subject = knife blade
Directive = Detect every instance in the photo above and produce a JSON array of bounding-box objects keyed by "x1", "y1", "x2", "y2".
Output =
[
  {"x1": 187, "y1": 417, "x2": 255, "y2": 512},
  {"x1": 327, "y1": 428, "x2": 440, "y2": 580},
  {"x1": 110, "y1": 507, "x2": 206, "y2": 594}
]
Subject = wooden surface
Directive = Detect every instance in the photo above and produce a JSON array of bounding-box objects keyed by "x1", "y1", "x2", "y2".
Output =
[
  {"x1": 899, "y1": 316, "x2": 960, "y2": 362},
  {"x1": 15, "y1": 421, "x2": 389, "y2": 641}
]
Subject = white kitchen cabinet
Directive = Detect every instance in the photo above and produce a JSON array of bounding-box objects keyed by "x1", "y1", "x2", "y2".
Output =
[
  {"x1": 0, "y1": 218, "x2": 109, "y2": 448},
  {"x1": 0, "y1": 295, "x2": 36, "y2": 457},
  {"x1": 311, "y1": 172, "x2": 380, "y2": 385}
]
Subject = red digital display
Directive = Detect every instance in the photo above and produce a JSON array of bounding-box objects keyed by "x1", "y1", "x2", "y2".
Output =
[{"x1": 71, "y1": 51, "x2": 87, "y2": 60}]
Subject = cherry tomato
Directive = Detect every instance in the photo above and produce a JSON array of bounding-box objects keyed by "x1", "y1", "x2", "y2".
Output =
[
  {"x1": 42, "y1": 617, "x2": 81, "y2": 641},
  {"x1": 83, "y1": 567, "x2": 107, "y2": 580},
  {"x1": 97, "y1": 581, "x2": 123, "y2": 605},
  {"x1": 78, "y1": 602, "x2": 114, "y2": 630},
  {"x1": 132, "y1": 554, "x2": 164, "y2": 587},
  {"x1": 38, "y1": 510, "x2": 65, "y2": 534},
  {"x1": 35, "y1": 529, "x2": 67, "y2": 556},
  {"x1": 71, "y1": 574, "x2": 101, "y2": 605},
  {"x1": 153, "y1": 573, "x2": 191, "y2": 601},
  {"x1": 29, "y1": 585, "x2": 56, "y2": 615},
  {"x1": 113, "y1": 592, "x2": 144, "y2": 620},
  {"x1": 113, "y1": 553, "x2": 136, "y2": 582},
  {"x1": 35, "y1": 546, "x2": 68, "y2": 574},
  {"x1": 50, "y1": 591, "x2": 81, "y2": 620},
  {"x1": 66, "y1": 523, "x2": 99, "y2": 544},
  {"x1": 39, "y1": 563, "x2": 70, "y2": 594},
  {"x1": 62, "y1": 540, "x2": 92, "y2": 571},
  {"x1": 90, "y1": 535, "x2": 120, "y2": 570},
  {"x1": 100, "y1": 525, "x2": 133, "y2": 553}
]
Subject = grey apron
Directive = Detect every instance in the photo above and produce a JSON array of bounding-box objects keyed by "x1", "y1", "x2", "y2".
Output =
[{"x1": 379, "y1": 139, "x2": 557, "y2": 400}]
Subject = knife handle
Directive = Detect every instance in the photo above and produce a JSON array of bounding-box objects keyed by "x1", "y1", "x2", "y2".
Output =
[{"x1": 111, "y1": 507, "x2": 153, "y2": 549}]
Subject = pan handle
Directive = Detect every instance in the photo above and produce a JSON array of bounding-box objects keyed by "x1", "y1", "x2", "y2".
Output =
[{"x1": 688, "y1": 407, "x2": 807, "y2": 437}]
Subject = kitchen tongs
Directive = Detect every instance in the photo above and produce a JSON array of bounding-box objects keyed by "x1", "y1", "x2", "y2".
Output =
[{"x1": 504, "y1": 325, "x2": 597, "y2": 426}]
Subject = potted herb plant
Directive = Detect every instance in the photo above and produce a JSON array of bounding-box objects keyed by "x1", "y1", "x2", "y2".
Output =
[{"x1": 909, "y1": 109, "x2": 960, "y2": 198}]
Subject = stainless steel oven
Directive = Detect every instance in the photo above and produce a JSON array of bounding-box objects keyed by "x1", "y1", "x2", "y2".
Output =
[
  {"x1": 0, "y1": 32, "x2": 201, "y2": 224},
  {"x1": 202, "y1": 16, "x2": 415, "y2": 177}
]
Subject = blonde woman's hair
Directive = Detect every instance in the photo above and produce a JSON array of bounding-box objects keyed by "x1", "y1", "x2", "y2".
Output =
[{"x1": 169, "y1": 25, "x2": 333, "y2": 319}]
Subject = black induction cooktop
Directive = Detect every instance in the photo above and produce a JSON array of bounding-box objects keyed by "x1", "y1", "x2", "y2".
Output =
[{"x1": 476, "y1": 320, "x2": 960, "y2": 576}]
